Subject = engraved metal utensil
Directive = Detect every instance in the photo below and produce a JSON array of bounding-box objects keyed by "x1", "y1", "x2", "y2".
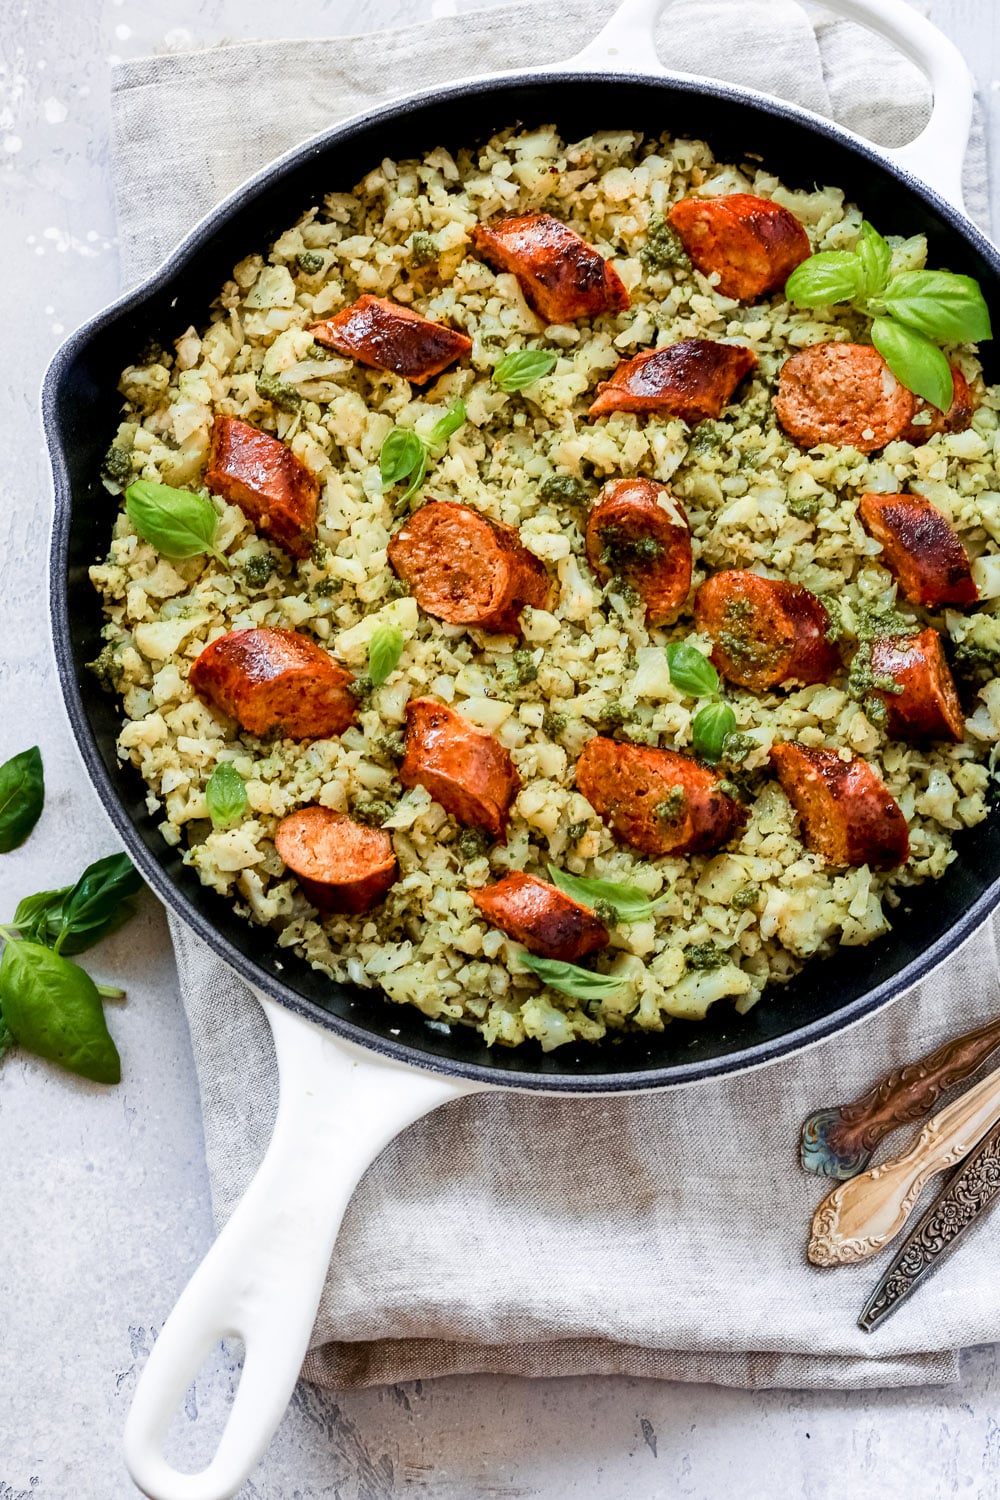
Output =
[
  {"x1": 801, "y1": 1014, "x2": 1000, "y2": 1180},
  {"x1": 859, "y1": 1117, "x2": 1000, "y2": 1331},
  {"x1": 808, "y1": 1060, "x2": 1000, "y2": 1266}
]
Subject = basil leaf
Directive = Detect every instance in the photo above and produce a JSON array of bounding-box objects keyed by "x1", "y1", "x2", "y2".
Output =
[
  {"x1": 400, "y1": 443, "x2": 428, "y2": 504},
  {"x1": 692, "y1": 701, "x2": 737, "y2": 763},
  {"x1": 0, "y1": 940, "x2": 121, "y2": 1083},
  {"x1": 125, "y1": 481, "x2": 226, "y2": 565},
  {"x1": 881, "y1": 269, "x2": 992, "y2": 344},
  {"x1": 205, "y1": 762, "x2": 248, "y2": 829},
  {"x1": 0, "y1": 1012, "x2": 12, "y2": 1063},
  {"x1": 666, "y1": 643, "x2": 720, "y2": 699},
  {"x1": 856, "y1": 221, "x2": 892, "y2": 299},
  {"x1": 785, "y1": 251, "x2": 864, "y2": 308},
  {"x1": 521, "y1": 952, "x2": 629, "y2": 999},
  {"x1": 12, "y1": 888, "x2": 68, "y2": 945},
  {"x1": 55, "y1": 852, "x2": 143, "y2": 955},
  {"x1": 367, "y1": 624, "x2": 405, "y2": 687},
  {"x1": 546, "y1": 864, "x2": 669, "y2": 924},
  {"x1": 0, "y1": 746, "x2": 44, "y2": 853},
  {"x1": 492, "y1": 349, "x2": 558, "y2": 392},
  {"x1": 428, "y1": 398, "x2": 467, "y2": 454},
  {"x1": 871, "y1": 316, "x2": 954, "y2": 412},
  {"x1": 379, "y1": 428, "x2": 426, "y2": 489}
]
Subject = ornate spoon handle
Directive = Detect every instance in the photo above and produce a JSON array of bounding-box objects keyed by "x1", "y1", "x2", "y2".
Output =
[
  {"x1": 801, "y1": 1015, "x2": 1000, "y2": 1180},
  {"x1": 808, "y1": 1061, "x2": 1000, "y2": 1266}
]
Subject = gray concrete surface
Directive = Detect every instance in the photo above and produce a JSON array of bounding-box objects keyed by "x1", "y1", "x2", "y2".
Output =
[{"x1": 0, "y1": 1, "x2": 998, "y2": 1496}]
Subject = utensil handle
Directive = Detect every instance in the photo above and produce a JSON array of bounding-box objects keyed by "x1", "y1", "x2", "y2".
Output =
[
  {"x1": 123, "y1": 998, "x2": 478, "y2": 1500},
  {"x1": 568, "y1": 0, "x2": 973, "y2": 212},
  {"x1": 808, "y1": 1059, "x2": 1000, "y2": 1267}
]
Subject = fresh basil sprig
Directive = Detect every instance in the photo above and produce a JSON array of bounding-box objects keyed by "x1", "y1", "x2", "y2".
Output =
[
  {"x1": 0, "y1": 939, "x2": 121, "y2": 1084},
  {"x1": 379, "y1": 399, "x2": 466, "y2": 504},
  {"x1": 367, "y1": 624, "x2": 405, "y2": 687},
  {"x1": 492, "y1": 348, "x2": 558, "y2": 393},
  {"x1": 547, "y1": 865, "x2": 669, "y2": 924},
  {"x1": 0, "y1": 746, "x2": 44, "y2": 853},
  {"x1": 205, "y1": 762, "x2": 248, "y2": 830},
  {"x1": 691, "y1": 701, "x2": 737, "y2": 763},
  {"x1": 12, "y1": 853, "x2": 142, "y2": 956},
  {"x1": 665, "y1": 643, "x2": 739, "y2": 764},
  {"x1": 785, "y1": 220, "x2": 992, "y2": 410},
  {"x1": 521, "y1": 952, "x2": 629, "y2": 999},
  {"x1": 125, "y1": 480, "x2": 229, "y2": 566}
]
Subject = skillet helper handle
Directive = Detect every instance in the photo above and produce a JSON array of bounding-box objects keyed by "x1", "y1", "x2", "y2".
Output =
[
  {"x1": 123, "y1": 997, "x2": 478, "y2": 1500},
  {"x1": 568, "y1": 0, "x2": 974, "y2": 213}
]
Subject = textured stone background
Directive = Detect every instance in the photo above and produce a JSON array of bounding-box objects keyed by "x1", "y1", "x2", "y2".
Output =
[{"x1": 1, "y1": 1, "x2": 999, "y2": 1496}]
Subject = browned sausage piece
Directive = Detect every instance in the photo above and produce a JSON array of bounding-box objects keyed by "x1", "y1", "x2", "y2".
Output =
[
  {"x1": 774, "y1": 344, "x2": 915, "y2": 453},
  {"x1": 576, "y1": 738, "x2": 746, "y2": 858},
  {"x1": 667, "y1": 194, "x2": 810, "y2": 301},
  {"x1": 694, "y1": 570, "x2": 840, "y2": 692},
  {"x1": 387, "y1": 500, "x2": 549, "y2": 635},
  {"x1": 275, "y1": 807, "x2": 397, "y2": 914},
  {"x1": 770, "y1": 742, "x2": 909, "y2": 869},
  {"x1": 867, "y1": 629, "x2": 965, "y2": 742},
  {"x1": 898, "y1": 366, "x2": 975, "y2": 445},
  {"x1": 589, "y1": 339, "x2": 758, "y2": 423},
  {"x1": 585, "y1": 478, "x2": 693, "y2": 627},
  {"x1": 309, "y1": 295, "x2": 472, "y2": 384},
  {"x1": 470, "y1": 872, "x2": 609, "y2": 961},
  {"x1": 400, "y1": 698, "x2": 520, "y2": 843},
  {"x1": 189, "y1": 628, "x2": 357, "y2": 740},
  {"x1": 858, "y1": 492, "x2": 978, "y2": 608},
  {"x1": 470, "y1": 213, "x2": 630, "y2": 325},
  {"x1": 205, "y1": 416, "x2": 317, "y2": 559}
]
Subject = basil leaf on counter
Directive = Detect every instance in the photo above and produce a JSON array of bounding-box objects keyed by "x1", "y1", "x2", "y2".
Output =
[
  {"x1": 521, "y1": 952, "x2": 629, "y2": 999},
  {"x1": 367, "y1": 624, "x2": 405, "y2": 687},
  {"x1": 53, "y1": 853, "x2": 143, "y2": 956},
  {"x1": 0, "y1": 746, "x2": 44, "y2": 853},
  {"x1": 784, "y1": 251, "x2": 864, "y2": 308},
  {"x1": 871, "y1": 316, "x2": 954, "y2": 412},
  {"x1": 205, "y1": 763, "x2": 248, "y2": 829},
  {"x1": 0, "y1": 939, "x2": 121, "y2": 1084},
  {"x1": 665, "y1": 643, "x2": 720, "y2": 700},
  {"x1": 547, "y1": 865, "x2": 669, "y2": 924},
  {"x1": 492, "y1": 349, "x2": 558, "y2": 392},
  {"x1": 125, "y1": 481, "x2": 227, "y2": 565},
  {"x1": 881, "y1": 269, "x2": 993, "y2": 344},
  {"x1": 692, "y1": 701, "x2": 737, "y2": 763},
  {"x1": 12, "y1": 888, "x2": 68, "y2": 946}
]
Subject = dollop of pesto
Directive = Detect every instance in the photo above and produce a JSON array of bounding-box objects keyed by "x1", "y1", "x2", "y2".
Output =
[{"x1": 640, "y1": 215, "x2": 691, "y2": 272}]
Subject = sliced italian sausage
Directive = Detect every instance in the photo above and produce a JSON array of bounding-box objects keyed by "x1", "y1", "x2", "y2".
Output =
[
  {"x1": 774, "y1": 343, "x2": 915, "y2": 453},
  {"x1": 667, "y1": 194, "x2": 810, "y2": 301},
  {"x1": 275, "y1": 806, "x2": 397, "y2": 914},
  {"x1": 387, "y1": 500, "x2": 549, "y2": 634},
  {"x1": 205, "y1": 416, "x2": 317, "y2": 558},
  {"x1": 589, "y1": 339, "x2": 758, "y2": 423},
  {"x1": 898, "y1": 366, "x2": 975, "y2": 445},
  {"x1": 189, "y1": 628, "x2": 356, "y2": 740},
  {"x1": 309, "y1": 295, "x2": 472, "y2": 384},
  {"x1": 585, "y1": 478, "x2": 692, "y2": 626},
  {"x1": 867, "y1": 629, "x2": 965, "y2": 742},
  {"x1": 694, "y1": 570, "x2": 840, "y2": 692},
  {"x1": 400, "y1": 697, "x2": 520, "y2": 843},
  {"x1": 575, "y1": 738, "x2": 747, "y2": 858},
  {"x1": 858, "y1": 492, "x2": 978, "y2": 608},
  {"x1": 470, "y1": 213, "x2": 630, "y2": 325},
  {"x1": 470, "y1": 872, "x2": 609, "y2": 961},
  {"x1": 769, "y1": 742, "x2": 909, "y2": 868}
]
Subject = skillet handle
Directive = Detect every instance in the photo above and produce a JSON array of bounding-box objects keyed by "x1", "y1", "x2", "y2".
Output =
[
  {"x1": 123, "y1": 996, "x2": 480, "y2": 1500},
  {"x1": 568, "y1": 0, "x2": 974, "y2": 213}
]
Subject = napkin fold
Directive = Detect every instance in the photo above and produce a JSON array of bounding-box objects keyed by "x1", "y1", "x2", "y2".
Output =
[{"x1": 114, "y1": 0, "x2": 997, "y2": 1389}]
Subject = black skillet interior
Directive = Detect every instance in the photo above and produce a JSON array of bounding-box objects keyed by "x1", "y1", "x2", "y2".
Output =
[{"x1": 46, "y1": 72, "x2": 1000, "y2": 1092}]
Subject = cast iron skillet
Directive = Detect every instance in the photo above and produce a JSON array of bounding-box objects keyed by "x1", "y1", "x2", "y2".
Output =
[{"x1": 41, "y1": 2, "x2": 999, "y2": 1494}]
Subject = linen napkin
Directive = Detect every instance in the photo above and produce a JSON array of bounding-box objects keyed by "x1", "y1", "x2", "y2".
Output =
[{"x1": 112, "y1": 0, "x2": 998, "y2": 1389}]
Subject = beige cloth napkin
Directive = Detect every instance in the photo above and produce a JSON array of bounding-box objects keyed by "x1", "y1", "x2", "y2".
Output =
[{"x1": 114, "y1": 0, "x2": 998, "y2": 1389}]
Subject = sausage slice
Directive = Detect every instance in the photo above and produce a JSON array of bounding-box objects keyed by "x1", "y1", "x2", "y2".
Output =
[
  {"x1": 667, "y1": 194, "x2": 810, "y2": 301},
  {"x1": 774, "y1": 344, "x2": 915, "y2": 453},
  {"x1": 470, "y1": 872, "x2": 609, "y2": 961},
  {"x1": 309, "y1": 295, "x2": 472, "y2": 384},
  {"x1": 867, "y1": 629, "x2": 965, "y2": 741},
  {"x1": 400, "y1": 697, "x2": 520, "y2": 842},
  {"x1": 858, "y1": 492, "x2": 978, "y2": 608},
  {"x1": 585, "y1": 478, "x2": 693, "y2": 626},
  {"x1": 205, "y1": 416, "x2": 317, "y2": 558},
  {"x1": 387, "y1": 500, "x2": 549, "y2": 634},
  {"x1": 576, "y1": 738, "x2": 746, "y2": 858},
  {"x1": 589, "y1": 339, "x2": 758, "y2": 423},
  {"x1": 770, "y1": 743, "x2": 909, "y2": 869},
  {"x1": 898, "y1": 366, "x2": 975, "y2": 445},
  {"x1": 471, "y1": 213, "x2": 630, "y2": 325},
  {"x1": 189, "y1": 628, "x2": 356, "y2": 740},
  {"x1": 694, "y1": 571, "x2": 840, "y2": 692},
  {"x1": 275, "y1": 807, "x2": 397, "y2": 914}
]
